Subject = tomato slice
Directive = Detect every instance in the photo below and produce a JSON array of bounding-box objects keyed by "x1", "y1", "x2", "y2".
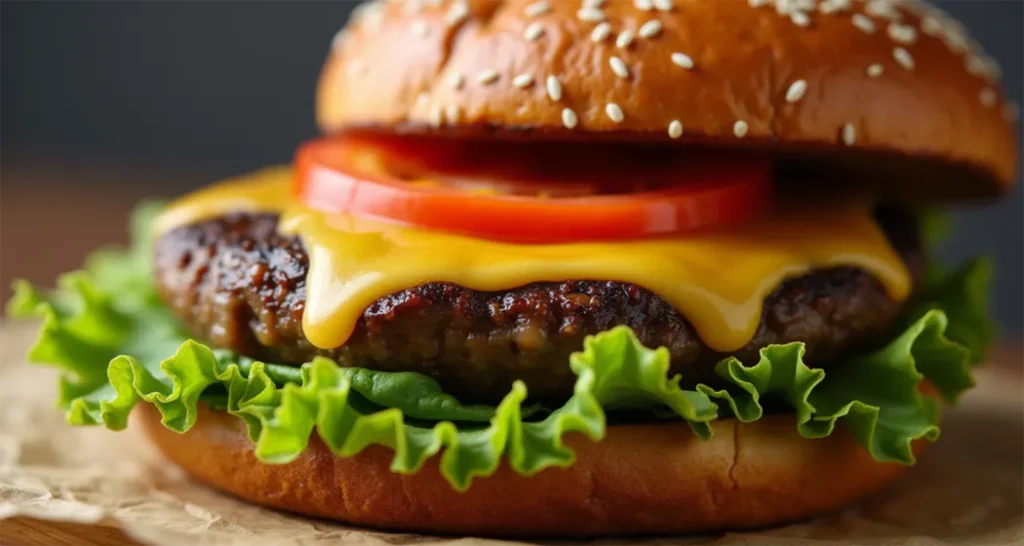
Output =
[{"x1": 294, "y1": 134, "x2": 770, "y2": 243}]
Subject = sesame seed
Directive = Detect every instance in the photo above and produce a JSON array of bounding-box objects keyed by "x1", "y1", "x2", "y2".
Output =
[
  {"x1": 609, "y1": 56, "x2": 630, "y2": 79},
  {"x1": 449, "y1": 72, "x2": 465, "y2": 90},
  {"x1": 524, "y1": 21, "x2": 545, "y2": 41},
  {"x1": 616, "y1": 30, "x2": 635, "y2": 49},
  {"x1": 512, "y1": 73, "x2": 535, "y2": 88},
  {"x1": 921, "y1": 16, "x2": 943, "y2": 36},
  {"x1": 979, "y1": 56, "x2": 1002, "y2": 81},
  {"x1": 841, "y1": 123, "x2": 856, "y2": 146},
  {"x1": 785, "y1": 80, "x2": 808, "y2": 103},
  {"x1": 605, "y1": 103, "x2": 624, "y2": 123},
  {"x1": 445, "y1": 1, "x2": 470, "y2": 27},
  {"x1": 524, "y1": 1, "x2": 551, "y2": 17},
  {"x1": 851, "y1": 14, "x2": 875, "y2": 34},
  {"x1": 1003, "y1": 102, "x2": 1020, "y2": 122},
  {"x1": 577, "y1": 7, "x2": 606, "y2": 22},
  {"x1": 583, "y1": 0, "x2": 605, "y2": 7},
  {"x1": 942, "y1": 17, "x2": 968, "y2": 41},
  {"x1": 733, "y1": 121, "x2": 749, "y2": 138},
  {"x1": 941, "y1": 23, "x2": 969, "y2": 53},
  {"x1": 653, "y1": 0, "x2": 673, "y2": 11},
  {"x1": 415, "y1": 93, "x2": 429, "y2": 109},
  {"x1": 748, "y1": 0, "x2": 771, "y2": 7},
  {"x1": 546, "y1": 75, "x2": 563, "y2": 101},
  {"x1": 429, "y1": 105, "x2": 444, "y2": 128},
  {"x1": 966, "y1": 55, "x2": 999, "y2": 80},
  {"x1": 668, "y1": 120, "x2": 683, "y2": 139},
  {"x1": 561, "y1": 108, "x2": 579, "y2": 129},
  {"x1": 893, "y1": 47, "x2": 914, "y2": 70},
  {"x1": 671, "y1": 52, "x2": 694, "y2": 69},
  {"x1": 818, "y1": 0, "x2": 851, "y2": 15},
  {"x1": 634, "y1": 0, "x2": 654, "y2": 11},
  {"x1": 979, "y1": 87, "x2": 998, "y2": 108},
  {"x1": 411, "y1": 20, "x2": 430, "y2": 38},
  {"x1": 445, "y1": 104, "x2": 461, "y2": 124},
  {"x1": 638, "y1": 20, "x2": 663, "y2": 38},
  {"x1": 790, "y1": 11, "x2": 810, "y2": 27},
  {"x1": 887, "y1": 23, "x2": 917, "y2": 44},
  {"x1": 965, "y1": 55, "x2": 987, "y2": 77},
  {"x1": 477, "y1": 69, "x2": 500, "y2": 84},
  {"x1": 590, "y1": 22, "x2": 612, "y2": 42},
  {"x1": 865, "y1": 0, "x2": 901, "y2": 21},
  {"x1": 866, "y1": 63, "x2": 884, "y2": 77},
  {"x1": 774, "y1": 0, "x2": 809, "y2": 15}
]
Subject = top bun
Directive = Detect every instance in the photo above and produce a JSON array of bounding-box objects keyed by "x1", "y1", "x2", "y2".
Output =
[{"x1": 319, "y1": 0, "x2": 1017, "y2": 192}]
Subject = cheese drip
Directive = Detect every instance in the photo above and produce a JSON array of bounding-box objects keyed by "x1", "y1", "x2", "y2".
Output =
[{"x1": 154, "y1": 167, "x2": 911, "y2": 353}]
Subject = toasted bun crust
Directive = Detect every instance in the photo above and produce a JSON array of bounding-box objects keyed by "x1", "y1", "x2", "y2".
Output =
[
  {"x1": 138, "y1": 404, "x2": 925, "y2": 536},
  {"x1": 319, "y1": 0, "x2": 1017, "y2": 192}
]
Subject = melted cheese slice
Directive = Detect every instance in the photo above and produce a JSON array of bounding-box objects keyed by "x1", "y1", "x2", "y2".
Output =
[{"x1": 154, "y1": 167, "x2": 910, "y2": 353}]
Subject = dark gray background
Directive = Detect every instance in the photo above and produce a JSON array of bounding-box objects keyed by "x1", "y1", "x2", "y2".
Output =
[{"x1": 2, "y1": 1, "x2": 1022, "y2": 331}]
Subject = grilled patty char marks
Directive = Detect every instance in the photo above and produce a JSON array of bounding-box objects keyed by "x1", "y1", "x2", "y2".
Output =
[{"x1": 154, "y1": 210, "x2": 923, "y2": 405}]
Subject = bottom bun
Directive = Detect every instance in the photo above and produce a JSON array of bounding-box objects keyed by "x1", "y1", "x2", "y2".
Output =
[{"x1": 137, "y1": 404, "x2": 924, "y2": 537}]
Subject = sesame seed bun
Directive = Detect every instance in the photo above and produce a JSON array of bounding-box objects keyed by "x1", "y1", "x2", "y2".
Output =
[
  {"x1": 138, "y1": 403, "x2": 926, "y2": 537},
  {"x1": 319, "y1": 0, "x2": 1017, "y2": 194}
]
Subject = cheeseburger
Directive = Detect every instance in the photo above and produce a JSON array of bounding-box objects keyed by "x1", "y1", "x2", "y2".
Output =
[{"x1": 9, "y1": 0, "x2": 1017, "y2": 537}]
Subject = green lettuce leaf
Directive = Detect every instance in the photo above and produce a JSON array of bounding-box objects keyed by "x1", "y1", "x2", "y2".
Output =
[
  {"x1": 911, "y1": 208, "x2": 997, "y2": 364},
  {"x1": 911, "y1": 258, "x2": 996, "y2": 365},
  {"x1": 6, "y1": 204, "x2": 992, "y2": 489}
]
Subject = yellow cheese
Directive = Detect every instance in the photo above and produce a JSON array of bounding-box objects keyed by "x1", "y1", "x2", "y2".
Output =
[{"x1": 154, "y1": 167, "x2": 911, "y2": 353}]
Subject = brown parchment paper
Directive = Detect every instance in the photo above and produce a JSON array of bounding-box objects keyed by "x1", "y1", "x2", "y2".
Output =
[{"x1": 1, "y1": 322, "x2": 1022, "y2": 546}]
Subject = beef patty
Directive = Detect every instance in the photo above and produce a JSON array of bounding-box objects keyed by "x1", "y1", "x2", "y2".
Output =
[{"x1": 154, "y1": 207, "x2": 923, "y2": 405}]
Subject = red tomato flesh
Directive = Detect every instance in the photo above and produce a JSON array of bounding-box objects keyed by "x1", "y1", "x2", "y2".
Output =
[{"x1": 294, "y1": 134, "x2": 770, "y2": 243}]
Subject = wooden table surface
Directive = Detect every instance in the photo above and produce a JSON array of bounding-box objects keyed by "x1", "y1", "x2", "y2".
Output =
[
  {"x1": 1, "y1": 159, "x2": 1020, "y2": 544},
  {"x1": 0, "y1": 518, "x2": 139, "y2": 546}
]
